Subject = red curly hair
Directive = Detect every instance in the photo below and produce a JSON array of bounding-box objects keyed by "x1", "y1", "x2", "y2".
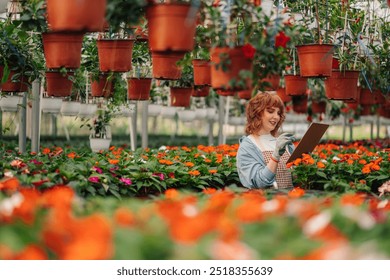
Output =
[{"x1": 245, "y1": 92, "x2": 286, "y2": 137}]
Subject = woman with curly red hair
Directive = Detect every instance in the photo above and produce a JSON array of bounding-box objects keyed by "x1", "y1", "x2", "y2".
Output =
[{"x1": 236, "y1": 92, "x2": 295, "y2": 189}]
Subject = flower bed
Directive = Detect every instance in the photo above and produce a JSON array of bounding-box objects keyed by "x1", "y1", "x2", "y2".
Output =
[
  {"x1": 0, "y1": 140, "x2": 389, "y2": 198},
  {"x1": 1, "y1": 180, "x2": 390, "y2": 260}
]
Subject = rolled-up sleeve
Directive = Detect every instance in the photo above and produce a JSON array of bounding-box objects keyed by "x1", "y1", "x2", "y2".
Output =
[{"x1": 236, "y1": 137, "x2": 276, "y2": 188}]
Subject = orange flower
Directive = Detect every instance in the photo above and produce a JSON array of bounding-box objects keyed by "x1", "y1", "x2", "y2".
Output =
[
  {"x1": 203, "y1": 188, "x2": 217, "y2": 194},
  {"x1": 204, "y1": 158, "x2": 212, "y2": 163},
  {"x1": 340, "y1": 193, "x2": 366, "y2": 206},
  {"x1": 316, "y1": 161, "x2": 326, "y2": 168},
  {"x1": 67, "y1": 152, "x2": 77, "y2": 159},
  {"x1": 188, "y1": 170, "x2": 200, "y2": 176},
  {"x1": 184, "y1": 162, "x2": 195, "y2": 168},
  {"x1": 11, "y1": 245, "x2": 48, "y2": 260},
  {"x1": 42, "y1": 148, "x2": 51, "y2": 155},
  {"x1": 358, "y1": 159, "x2": 367, "y2": 165},
  {"x1": 165, "y1": 188, "x2": 179, "y2": 199},
  {"x1": 43, "y1": 213, "x2": 113, "y2": 260},
  {"x1": 0, "y1": 177, "x2": 20, "y2": 192},
  {"x1": 288, "y1": 187, "x2": 305, "y2": 198},
  {"x1": 114, "y1": 207, "x2": 135, "y2": 227},
  {"x1": 159, "y1": 159, "x2": 173, "y2": 165},
  {"x1": 108, "y1": 159, "x2": 119, "y2": 165},
  {"x1": 208, "y1": 169, "x2": 217, "y2": 174}
]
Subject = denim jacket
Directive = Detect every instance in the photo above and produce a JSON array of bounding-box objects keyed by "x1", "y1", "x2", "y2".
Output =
[{"x1": 236, "y1": 135, "x2": 295, "y2": 188}]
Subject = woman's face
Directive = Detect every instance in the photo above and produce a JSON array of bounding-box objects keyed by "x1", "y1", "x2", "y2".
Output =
[{"x1": 258, "y1": 106, "x2": 281, "y2": 134}]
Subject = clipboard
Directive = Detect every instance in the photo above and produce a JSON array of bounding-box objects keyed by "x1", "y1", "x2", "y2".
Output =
[{"x1": 287, "y1": 122, "x2": 329, "y2": 163}]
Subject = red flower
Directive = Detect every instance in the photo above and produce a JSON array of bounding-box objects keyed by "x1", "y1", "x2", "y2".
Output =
[
  {"x1": 275, "y1": 31, "x2": 290, "y2": 48},
  {"x1": 332, "y1": 58, "x2": 339, "y2": 69},
  {"x1": 241, "y1": 43, "x2": 256, "y2": 59}
]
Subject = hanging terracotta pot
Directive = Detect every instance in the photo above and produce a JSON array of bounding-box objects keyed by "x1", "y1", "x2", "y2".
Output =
[
  {"x1": 296, "y1": 44, "x2": 334, "y2": 77},
  {"x1": 292, "y1": 95, "x2": 308, "y2": 114},
  {"x1": 276, "y1": 87, "x2": 291, "y2": 103},
  {"x1": 210, "y1": 47, "x2": 253, "y2": 90},
  {"x1": 46, "y1": 71, "x2": 74, "y2": 97},
  {"x1": 260, "y1": 74, "x2": 280, "y2": 90},
  {"x1": 42, "y1": 32, "x2": 84, "y2": 69},
  {"x1": 46, "y1": 0, "x2": 107, "y2": 32},
  {"x1": 216, "y1": 89, "x2": 236, "y2": 96},
  {"x1": 97, "y1": 39, "x2": 135, "y2": 72},
  {"x1": 360, "y1": 105, "x2": 374, "y2": 116},
  {"x1": 237, "y1": 89, "x2": 253, "y2": 100},
  {"x1": 151, "y1": 51, "x2": 184, "y2": 80},
  {"x1": 192, "y1": 85, "x2": 210, "y2": 97},
  {"x1": 127, "y1": 77, "x2": 152, "y2": 100},
  {"x1": 284, "y1": 74, "x2": 307, "y2": 96},
  {"x1": 170, "y1": 87, "x2": 193, "y2": 107},
  {"x1": 311, "y1": 101, "x2": 327, "y2": 114},
  {"x1": 379, "y1": 98, "x2": 390, "y2": 118},
  {"x1": 324, "y1": 70, "x2": 359, "y2": 101},
  {"x1": 359, "y1": 88, "x2": 383, "y2": 105},
  {"x1": 91, "y1": 73, "x2": 114, "y2": 98},
  {"x1": 192, "y1": 59, "x2": 211, "y2": 86},
  {"x1": 146, "y1": 3, "x2": 198, "y2": 52},
  {"x1": 1, "y1": 70, "x2": 30, "y2": 92},
  {"x1": 346, "y1": 86, "x2": 361, "y2": 110}
]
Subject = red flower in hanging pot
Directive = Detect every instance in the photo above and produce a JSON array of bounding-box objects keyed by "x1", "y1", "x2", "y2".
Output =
[
  {"x1": 332, "y1": 58, "x2": 340, "y2": 69},
  {"x1": 275, "y1": 31, "x2": 290, "y2": 48},
  {"x1": 242, "y1": 43, "x2": 256, "y2": 59}
]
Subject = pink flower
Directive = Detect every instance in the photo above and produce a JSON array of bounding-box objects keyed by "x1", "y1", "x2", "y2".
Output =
[
  {"x1": 93, "y1": 166, "x2": 103, "y2": 174},
  {"x1": 275, "y1": 31, "x2": 290, "y2": 48},
  {"x1": 120, "y1": 177, "x2": 132, "y2": 185},
  {"x1": 88, "y1": 176, "x2": 99, "y2": 183},
  {"x1": 153, "y1": 173, "x2": 165, "y2": 181},
  {"x1": 29, "y1": 159, "x2": 43, "y2": 165},
  {"x1": 242, "y1": 43, "x2": 256, "y2": 59}
]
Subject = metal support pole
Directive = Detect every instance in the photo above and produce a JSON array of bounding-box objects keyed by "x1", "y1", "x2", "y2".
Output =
[
  {"x1": 376, "y1": 115, "x2": 380, "y2": 139},
  {"x1": 129, "y1": 103, "x2": 138, "y2": 150},
  {"x1": 31, "y1": 80, "x2": 41, "y2": 153},
  {"x1": 208, "y1": 120, "x2": 214, "y2": 146},
  {"x1": 342, "y1": 114, "x2": 347, "y2": 142},
  {"x1": 51, "y1": 114, "x2": 57, "y2": 137},
  {"x1": 370, "y1": 120, "x2": 374, "y2": 140},
  {"x1": 141, "y1": 101, "x2": 148, "y2": 148},
  {"x1": 218, "y1": 96, "x2": 225, "y2": 145},
  {"x1": 18, "y1": 92, "x2": 27, "y2": 153}
]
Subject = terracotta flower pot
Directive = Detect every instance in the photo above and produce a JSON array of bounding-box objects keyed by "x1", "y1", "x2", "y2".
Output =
[
  {"x1": 210, "y1": 47, "x2": 253, "y2": 90},
  {"x1": 276, "y1": 87, "x2": 291, "y2": 103},
  {"x1": 42, "y1": 32, "x2": 84, "y2": 69},
  {"x1": 151, "y1": 51, "x2": 184, "y2": 80},
  {"x1": 296, "y1": 44, "x2": 334, "y2": 77},
  {"x1": 311, "y1": 101, "x2": 327, "y2": 114},
  {"x1": 1, "y1": 70, "x2": 29, "y2": 92},
  {"x1": 192, "y1": 59, "x2": 211, "y2": 86},
  {"x1": 127, "y1": 78, "x2": 152, "y2": 100},
  {"x1": 324, "y1": 70, "x2": 359, "y2": 101},
  {"x1": 46, "y1": 0, "x2": 107, "y2": 32},
  {"x1": 192, "y1": 86, "x2": 210, "y2": 97},
  {"x1": 237, "y1": 89, "x2": 253, "y2": 100},
  {"x1": 146, "y1": 3, "x2": 197, "y2": 52},
  {"x1": 292, "y1": 95, "x2": 308, "y2": 114},
  {"x1": 359, "y1": 88, "x2": 382, "y2": 105},
  {"x1": 284, "y1": 74, "x2": 307, "y2": 96},
  {"x1": 91, "y1": 73, "x2": 114, "y2": 98},
  {"x1": 97, "y1": 39, "x2": 135, "y2": 72},
  {"x1": 46, "y1": 71, "x2": 74, "y2": 97},
  {"x1": 216, "y1": 89, "x2": 236, "y2": 96},
  {"x1": 260, "y1": 74, "x2": 280, "y2": 90},
  {"x1": 170, "y1": 87, "x2": 193, "y2": 107}
]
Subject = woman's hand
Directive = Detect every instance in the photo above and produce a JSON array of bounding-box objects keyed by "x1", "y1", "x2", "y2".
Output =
[{"x1": 272, "y1": 132, "x2": 295, "y2": 161}]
